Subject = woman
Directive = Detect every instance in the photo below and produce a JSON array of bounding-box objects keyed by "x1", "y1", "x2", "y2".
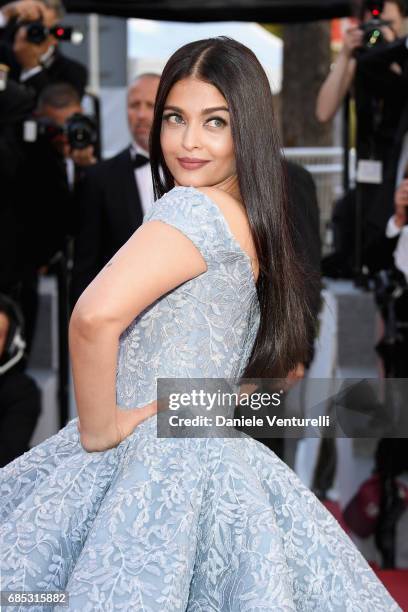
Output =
[{"x1": 1, "y1": 38, "x2": 399, "y2": 610}]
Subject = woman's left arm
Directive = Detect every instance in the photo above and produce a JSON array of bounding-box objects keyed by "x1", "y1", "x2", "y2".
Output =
[{"x1": 70, "y1": 217, "x2": 208, "y2": 452}]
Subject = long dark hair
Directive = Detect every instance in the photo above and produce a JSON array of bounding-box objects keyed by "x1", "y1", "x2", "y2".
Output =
[{"x1": 150, "y1": 36, "x2": 314, "y2": 378}]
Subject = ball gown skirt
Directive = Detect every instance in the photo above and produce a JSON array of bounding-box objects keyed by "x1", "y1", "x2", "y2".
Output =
[{"x1": 0, "y1": 187, "x2": 400, "y2": 611}]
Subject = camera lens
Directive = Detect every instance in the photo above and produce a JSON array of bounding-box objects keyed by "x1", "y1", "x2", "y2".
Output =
[
  {"x1": 66, "y1": 114, "x2": 97, "y2": 150},
  {"x1": 25, "y1": 22, "x2": 47, "y2": 45}
]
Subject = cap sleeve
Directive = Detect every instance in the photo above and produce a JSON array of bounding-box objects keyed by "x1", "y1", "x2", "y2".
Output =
[{"x1": 143, "y1": 186, "x2": 234, "y2": 267}]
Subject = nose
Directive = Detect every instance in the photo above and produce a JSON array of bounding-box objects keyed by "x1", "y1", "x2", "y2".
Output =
[
  {"x1": 135, "y1": 103, "x2": 150, "y2": 122},
  {"x1": 182, "y1": 121, "x2": 201, "y2": 151}
]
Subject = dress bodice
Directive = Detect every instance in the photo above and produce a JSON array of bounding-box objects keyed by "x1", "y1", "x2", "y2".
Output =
[{"x1": 116, "y1": 186, "x2": 260, "y2": 409}]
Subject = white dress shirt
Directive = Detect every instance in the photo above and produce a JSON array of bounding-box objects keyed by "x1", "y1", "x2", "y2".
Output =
[
  {"x1": 129, "y1": 142, "x2": 154, "y2": 218},
  {"x1": 19, "y1": 45, "x2": 56, "y2": 82},
  {"x1": 386, "y1": 215, "x2": 408, "y2": 282}
]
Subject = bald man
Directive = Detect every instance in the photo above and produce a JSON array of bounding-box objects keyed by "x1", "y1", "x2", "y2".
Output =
[{"x1": 71, "y1": 74, "x2": 160, "y2": 306}]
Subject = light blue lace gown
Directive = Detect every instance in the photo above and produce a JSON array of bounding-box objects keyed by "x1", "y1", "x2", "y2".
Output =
[{"x1": 0, "y1": 187, "x2": 400, "y2": 611}]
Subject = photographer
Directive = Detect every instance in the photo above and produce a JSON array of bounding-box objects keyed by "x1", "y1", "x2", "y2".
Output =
[
  {"x1": 24, "y1": 82, "x2": 97, "y2": 257},
  {"x1": 316, "y1": 0, "x2": 405, "y2": 124},
  {"x1": 355, "y1": 11, "x2": 408, "y2": 167},
  {"x1": 0, "y1": 0, "x2": 87, "y2": 98},
  {"x1": 320, "y1": 1, "x2": 407, "y2": 277},
  {"x1": 35, "y1": 82, "x2": 97, "y2": 168},
  {"x1": 16, "y1": 82, "x2": 97, "y2": 352},
  {"x1": 0, "y1": 293, "x2": 41, "y2": 467},
  {"x1": 356, "y1": 34, "x2": 408, "y2": 274}
]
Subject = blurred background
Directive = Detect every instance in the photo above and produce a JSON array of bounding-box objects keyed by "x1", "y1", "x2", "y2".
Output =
[{"x1": 1, "y1": 0, "x2": 408, "y2": 604}]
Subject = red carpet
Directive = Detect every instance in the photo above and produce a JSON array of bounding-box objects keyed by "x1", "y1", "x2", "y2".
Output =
[
  {"x1": 373, "y1": 569, "x2": 408, "y2": 610},
  {"x1": 323, "y1": 500, "x2": 408, "y2": 610}
]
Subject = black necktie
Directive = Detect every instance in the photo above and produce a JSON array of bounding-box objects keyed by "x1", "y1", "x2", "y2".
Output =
[{"x1": 132, "y1": 153, "x2": 149, "y2": 169}]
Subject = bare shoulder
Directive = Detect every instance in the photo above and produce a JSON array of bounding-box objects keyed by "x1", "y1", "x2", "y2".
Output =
[{"x1": 195, "y1": 186, "x2": 242, "y2": 213}]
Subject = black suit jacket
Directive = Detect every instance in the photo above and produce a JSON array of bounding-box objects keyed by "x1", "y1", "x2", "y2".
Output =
[
  {"x1": 12, "y1": 139, "x2": 72, "y2": 274},
  {"x1": 16, "y1": 49, "x2": 87, "y2": 98},
  {"x1": 71, "y1": 147, "x2": 144, "y2": 305},
  {"x1": 1, "y1": 80, "x2": 35, "y2": 292}
]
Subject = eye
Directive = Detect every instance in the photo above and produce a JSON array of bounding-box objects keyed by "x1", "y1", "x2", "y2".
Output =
[
  {"x1": 206, "y1": 116, "x2": 227, "y2": 128},
  {"x1": 163, "y1": 113, "x2": 184, "y2": 125}
]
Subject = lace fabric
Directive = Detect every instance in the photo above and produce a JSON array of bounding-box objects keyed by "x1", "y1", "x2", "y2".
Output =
[{"x1": 0, "y1": 186, "x2": 400, "y2": 611}]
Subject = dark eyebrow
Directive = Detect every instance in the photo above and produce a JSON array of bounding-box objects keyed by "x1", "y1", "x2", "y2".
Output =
[
  {"x1": 163, "y1": 105, "x2": 229, "y2": 114},
  {"x1": 202, "y1": 106, "x2": 229, "y2": 114},
  {"x1": 163, "y1": 105, "x2": 183, "y2": 113}
]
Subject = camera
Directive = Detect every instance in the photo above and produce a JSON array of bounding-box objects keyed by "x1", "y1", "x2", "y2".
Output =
[
  {"x1": 359, "y1": 18, "x2": 392, "y2": 48},
  {"x1": 358, "y1": 0, "x2": 390, "y2": 48},
  {"x1": 24, "y1": 113, "x2": 98, "y2": 150},
  {"x1": 24, "y1": 21, "x2": 83, "y2": 45},
  {"x1": 65, "y1": 114, "x2": 98, "y2": 150}
]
